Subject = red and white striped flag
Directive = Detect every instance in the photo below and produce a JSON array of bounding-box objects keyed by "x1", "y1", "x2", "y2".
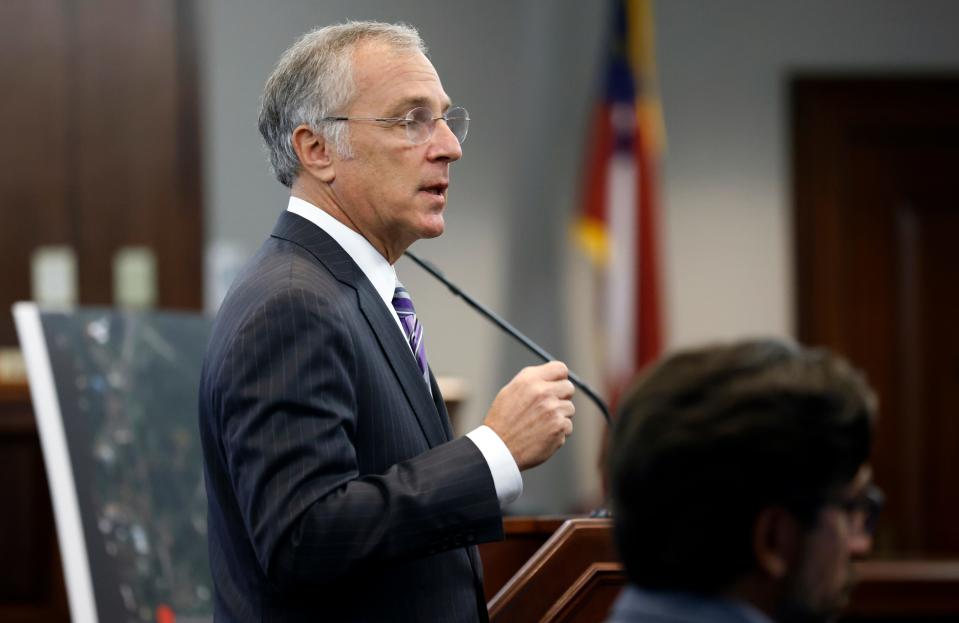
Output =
[{"x1": 576, "y1": 0, "x2": 665, "y2": 408}]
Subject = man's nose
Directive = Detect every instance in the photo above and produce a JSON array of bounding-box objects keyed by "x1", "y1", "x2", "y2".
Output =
[{"x1": 428, "y1": 118, "x2": 463, "y2": 162}]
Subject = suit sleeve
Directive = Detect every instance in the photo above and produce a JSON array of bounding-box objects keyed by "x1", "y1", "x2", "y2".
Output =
[{"x1": 212, "y1": 284, "x2": 503, "y2": 586}]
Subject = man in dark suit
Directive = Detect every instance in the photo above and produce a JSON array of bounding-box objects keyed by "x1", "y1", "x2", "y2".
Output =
[
  {"x1": 606, "y1": 339, "x2": 882, "y2": 623},
  {"x1": 198, "y1": 21, "x2": 576, "y2": 622}
]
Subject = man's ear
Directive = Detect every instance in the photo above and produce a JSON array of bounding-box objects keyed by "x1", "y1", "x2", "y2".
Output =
[
  {"x1": 753, "y1": 506, "x2": 802, "y2": 579},
  {"x1": 291, "y1": 124, "x2": 336, "y2": 183}
]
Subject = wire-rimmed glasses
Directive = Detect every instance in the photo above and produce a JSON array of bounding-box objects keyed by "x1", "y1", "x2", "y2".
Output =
[
  {"x1": 323, "y1": 106, "x2": 470, "y2": 145},
  {"x1": 831, "y1": 483, "x2": 885, "y2": 536}
]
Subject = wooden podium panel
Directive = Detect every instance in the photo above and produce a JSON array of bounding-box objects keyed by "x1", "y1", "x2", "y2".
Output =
[
  {"x1": 479, "y1": 516, "x2": 565, "y2": 601},
  {"x1": 485, "y1": 518, "x2": 622, "y2": 623}
]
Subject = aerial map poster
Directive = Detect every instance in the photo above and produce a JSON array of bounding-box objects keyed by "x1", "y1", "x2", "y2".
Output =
[{"x1": 15, "y1": 304, "x2": 213, "y2": 623}]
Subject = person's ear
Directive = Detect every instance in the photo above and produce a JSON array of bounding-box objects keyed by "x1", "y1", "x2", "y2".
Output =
[
  {"x1": 753, "y1": 506, "x2": 803, "y2": 579},
  {"x1": 291, "y1": 124, "x2": 336, "y2": 183}
]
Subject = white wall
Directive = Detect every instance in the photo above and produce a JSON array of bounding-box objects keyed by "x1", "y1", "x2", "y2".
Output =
[{"x1": 200, "y1": 1, "x2": 959, "y2": 513}]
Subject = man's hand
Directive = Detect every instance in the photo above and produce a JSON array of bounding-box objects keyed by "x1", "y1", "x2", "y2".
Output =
[{"x1": 483, "y1": 361, "x2": 575, "y2": 471}]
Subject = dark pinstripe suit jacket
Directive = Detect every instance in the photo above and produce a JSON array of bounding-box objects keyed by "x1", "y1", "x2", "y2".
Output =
[{"x1": 198, "y1": 211, "x2": 504, "y2": 622}]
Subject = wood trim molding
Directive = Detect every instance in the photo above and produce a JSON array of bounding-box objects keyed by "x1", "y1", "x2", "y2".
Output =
[
  {"x1": 541, "y1": 562, "x2": 625, "y2": 622},
  {"x1": 847, "y1": 560, "x2": 959, "y2": 617}
]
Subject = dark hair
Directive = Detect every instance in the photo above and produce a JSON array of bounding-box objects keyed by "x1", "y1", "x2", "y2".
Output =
[{"x1": 608, "y1": 339, "x2": 876, "y2": 594}]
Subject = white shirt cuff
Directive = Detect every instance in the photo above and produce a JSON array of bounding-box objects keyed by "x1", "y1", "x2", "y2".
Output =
[{"x1": 466, "y1": 425, "x2": 523, "y2": 507}]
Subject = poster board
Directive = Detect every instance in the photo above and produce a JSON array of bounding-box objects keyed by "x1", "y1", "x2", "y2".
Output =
[{"x1": 14, "y1": 303, "x2": 213, "y2": 623}]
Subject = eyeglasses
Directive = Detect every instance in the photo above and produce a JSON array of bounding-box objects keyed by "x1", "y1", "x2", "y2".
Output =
[
  {"x1": 829, "y1": 484, "x2": 885, "y2": 536},
  {"x1": 322, "y1": 106, "x2": 470, "y2": 145}
]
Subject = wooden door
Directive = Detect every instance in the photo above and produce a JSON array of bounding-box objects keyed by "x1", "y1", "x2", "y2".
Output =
[{"x1": 794, "y1": 77, "x2": 959, "y2": 556}]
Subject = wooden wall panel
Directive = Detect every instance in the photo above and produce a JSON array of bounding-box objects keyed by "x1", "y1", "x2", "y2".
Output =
[
  {"x1": 0, "y1": 0, "x2": 202, "y2": 343},
  {"x1": 793, "y1": 77, "x2": 959, "y2": 557},
  {"x1": 0, "y1": 1, "x2": 71, "y2": 345},
  {"x1": 0, "y1": 1, "x2": 201, "y2": 618}
]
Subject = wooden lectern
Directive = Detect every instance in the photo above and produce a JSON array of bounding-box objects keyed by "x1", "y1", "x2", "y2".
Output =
[{"x1": 480, "y1": 517, "x2": 625, "y2": 623}]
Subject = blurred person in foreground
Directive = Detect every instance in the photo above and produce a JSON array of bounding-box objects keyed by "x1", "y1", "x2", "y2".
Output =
[
  {"x1": 607, "y1": 339, "x2": 882, "y2": 623},
  {"x1": 198, "y1": 21, "x2": 575, "y2": 623}
]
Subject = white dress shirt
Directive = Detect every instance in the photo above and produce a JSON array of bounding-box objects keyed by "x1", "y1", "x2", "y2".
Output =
[{"x1": 287, "y1": 196, "x2": 523, "y2": 507}]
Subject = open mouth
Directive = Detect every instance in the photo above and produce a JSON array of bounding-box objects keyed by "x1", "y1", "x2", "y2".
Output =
[{"x1": 421, "y1": 182, "x2": 448, "y2": 196}]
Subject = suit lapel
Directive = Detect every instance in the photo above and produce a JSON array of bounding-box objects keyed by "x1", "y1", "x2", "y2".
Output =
[
  {"x1": 429, "y1": 370, "x2": 453, "y2": 441},
  {"x1": 271, "y1": 211, "x2": 449, "y2": 448},
  {"x1": 356, "y1": 288, "x2": 450, "y2": 447}
]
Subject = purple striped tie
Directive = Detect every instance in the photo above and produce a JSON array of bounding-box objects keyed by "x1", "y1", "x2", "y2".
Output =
[{"x1": 392, "y1": 282, "x2": 431, "y2": 389}]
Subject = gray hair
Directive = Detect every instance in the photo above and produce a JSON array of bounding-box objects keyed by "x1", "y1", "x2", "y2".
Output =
[{"x1": 257, "y1": 21, "x2": 427, "y2": 187}]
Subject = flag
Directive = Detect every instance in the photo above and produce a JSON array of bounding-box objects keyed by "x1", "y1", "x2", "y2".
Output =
[{"x1": 576, "y1": 0, "x2": 665, "y2": 408}]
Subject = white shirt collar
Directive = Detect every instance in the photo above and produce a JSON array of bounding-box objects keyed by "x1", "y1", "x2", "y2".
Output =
[{"x1": 286, "y1": 196, "x2": 398, "y2": 311}]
